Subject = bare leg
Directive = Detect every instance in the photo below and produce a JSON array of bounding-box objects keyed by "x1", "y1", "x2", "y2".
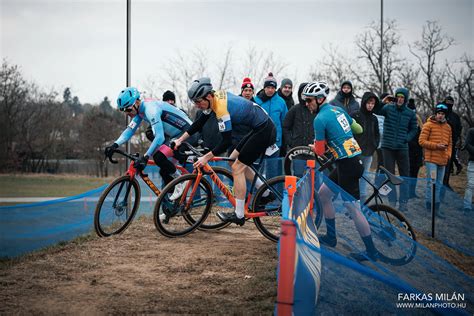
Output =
[
  {"x1": 232, "y1": 159, "x2": 248, "y2": 200},
  {"x1": 319, "y1": 183, "x2": 336, "y2": 219},
  {"x1": 344, "y1": 201, "x2": 371, "y2": 237}
]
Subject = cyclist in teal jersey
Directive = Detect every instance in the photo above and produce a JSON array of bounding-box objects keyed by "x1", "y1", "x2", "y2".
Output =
[
  {"x1": 305, "y1": 81, "x2": 379, "y2": 262},
  {"x1": 104, "y1": 87, "x2": 196, "y2": 199},
  {"x1": 173, "y1": 78, "x2": 277, "y2": 226}
]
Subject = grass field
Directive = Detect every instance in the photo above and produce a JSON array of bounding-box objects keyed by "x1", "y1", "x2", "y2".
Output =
[{"x1": 0, "y1": 174, "x2": 113, "y2": 198}]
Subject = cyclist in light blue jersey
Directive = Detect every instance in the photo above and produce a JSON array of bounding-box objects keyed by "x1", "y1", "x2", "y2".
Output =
[
  {"x1": 104, "y1": 87, "x2": 195, "y2": 199},
  {"x1": 305, "y1": 81, "x2": 379, "y2": 262},
  {"x1": 173, "y1": 78, "x2": 277, "y2": 226}
]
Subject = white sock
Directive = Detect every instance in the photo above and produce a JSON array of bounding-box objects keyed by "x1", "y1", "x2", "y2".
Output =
[{"x1": 235, "y1": 199, "x2": 245, "y2": 219}]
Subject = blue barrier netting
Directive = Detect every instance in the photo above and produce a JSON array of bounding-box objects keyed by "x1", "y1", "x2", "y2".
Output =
[
  {"x1": 277, "y1": 166, "x2": 473, "y2": 314},
  {"x1": 0, "y1": 158, "x2": 282, "y2": 258}
]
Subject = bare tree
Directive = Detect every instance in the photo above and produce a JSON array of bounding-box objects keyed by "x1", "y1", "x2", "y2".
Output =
[
  {"x1": 0, "y1": 60, "x2": 29, "y2": 170},
  {"x1": 446, "y1": 54, "x2": 474, "y2": 128},
  {"x1": 309, "y1": 44, "x2": 352, "y2": 94},
  {"x1": 79, "y1": 106, "x2": 123, "y2": 177},
  {"x1": 215, "y1": 45, "x2": 236, "y2": 91},
  {"x1": 352, "y1": 19, "x2": 404, "y2": 94},
  {"x1": 409, "y1": 20, "x2": 455, "y2": 111},
  {"x1": 240, "y1": 45, "x2": 288, "y2": 89}
]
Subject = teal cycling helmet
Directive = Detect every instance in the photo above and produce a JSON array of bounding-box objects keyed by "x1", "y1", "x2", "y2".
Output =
[
  {"x1": 117, "y1": 87, "x2": 140, "y2": 110},
  {"x1": 188, "y1": 77, "x2": 213, "y2": 101}
]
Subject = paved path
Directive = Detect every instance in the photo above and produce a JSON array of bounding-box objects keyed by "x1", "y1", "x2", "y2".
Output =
[{"x1": 0, "y1": 197, "x2": 65, "y2": 203}]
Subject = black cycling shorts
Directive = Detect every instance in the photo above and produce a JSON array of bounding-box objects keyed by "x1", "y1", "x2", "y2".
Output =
[
  {"x1": 327, "y1": 155, "x2": 364, "y2": 200},
  {"x1": 235, "y1": 120, "x2": 276, "y2": 166}
]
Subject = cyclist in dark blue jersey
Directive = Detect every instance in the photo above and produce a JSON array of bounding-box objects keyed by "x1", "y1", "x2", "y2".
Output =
[
  {"x1": 305, "y1": 81, "x2": 379, "y2": 262},
  {"x1": 104, "y1": 87, "x2": 195, "y2": 200},
  {"x1": 173, "y1": 78, "x2": 277, "y2": 226}
]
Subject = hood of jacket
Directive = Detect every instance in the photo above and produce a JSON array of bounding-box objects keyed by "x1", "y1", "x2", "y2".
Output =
[
  {"x1": 297, "y1": 82, "x2": 308, "y2": 104},
  {"x1": 360, "y1": 91, "x2": 379, "y2": 115},
  {"x1": 394, "y1": 87, "x2": 410, "y2": 107},
  {"x1": 256, "y1": 89, "x2": 272, "y2": 103},
  {"x1": 340, "y1": 80, "x2": 353, "y2": 98}
]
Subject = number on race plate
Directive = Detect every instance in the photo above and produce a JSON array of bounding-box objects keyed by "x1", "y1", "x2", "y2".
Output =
[
  {"x1": 218, "y1": 121, "x2": 226, "y2": 132},
  {"x1": 379, "y1": 184, "x2": 392, "y2": 196},
  {"x1": 265, "y1": 143, "x2": 279, "y2": 156},
  {"x1": 336, "y1": 114, "x2": 351, "y2": 133}
]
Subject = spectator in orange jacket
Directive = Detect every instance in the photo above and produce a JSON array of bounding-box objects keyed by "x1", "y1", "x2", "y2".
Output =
[{"x1": 419, "y1": 103, "x2": 452, "y2": 214}]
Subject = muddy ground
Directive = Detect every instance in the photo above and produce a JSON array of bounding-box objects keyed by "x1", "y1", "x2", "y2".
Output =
[
  {"x1": 0, "y1": 218, "x2": 278, "y2": 314},
  {"x1": 1, "y1": 214, "x2": 473, "y2": 315}
]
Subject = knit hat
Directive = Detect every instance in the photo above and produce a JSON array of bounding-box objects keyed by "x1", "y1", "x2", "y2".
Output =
[
  {"x1": 281, "y1": 78, "x2": 293, "y2": 88},
  {"x1": 162, "y1": 90, "x2": 176, "y2": 102},
  {"x1": 263, "y1": 72, "x2": 277, "y2": 89},
  {"x1": 241, "y1": 77, "x2": 254, "y2": 91}
]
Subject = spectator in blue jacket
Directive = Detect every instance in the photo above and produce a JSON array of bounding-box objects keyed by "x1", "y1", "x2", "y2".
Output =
[
  {"x1": 380, "y1": 87, "x2": 418, "y2": 211},
  {"x1": 254, "y1": 72, "x2": 288, "y2": 153},
  {"x1": 254, "y1": 72, "x2": 288, "y2": 177},
  {"x1": 330, "y1": 80, "x2": 360, "y2": 115}
]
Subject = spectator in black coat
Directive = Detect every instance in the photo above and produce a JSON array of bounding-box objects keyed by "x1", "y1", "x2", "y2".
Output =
[
  {"x1": 407, "y1": 98, "x2": 424, "y2": 199},
  {"x1": 442, "y1": 95, "x2": 463, "y2": 190},
  {"x1": 277, "y1": 78, "x2": 295, "y2": 110},
  {"x1": 351, "y1": 92, "x2": 380, "y2": 198},
  {"x1": 282, "y1": 82, "x2": 313, "y2": 151},
  {"x1": 329, "y1": 80, "x2": 360, "y2": 115}
]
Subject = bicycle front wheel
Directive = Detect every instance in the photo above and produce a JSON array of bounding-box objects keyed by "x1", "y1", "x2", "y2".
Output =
[
  {"x1": 251, "y1": 176, "x2": 287, "y2": 242},
  {"x1": 284, "y1": 146, "x2": 316, "y2": 176},
  {"x1": 94, "y1": 176, "x2": 141, "y2": 237},
  {"x1": 367, "y1": 204, "x2": 417, "y2": 266},
  {"x1": 153, "y1": 174, "x2": 212, "y2": 238}
]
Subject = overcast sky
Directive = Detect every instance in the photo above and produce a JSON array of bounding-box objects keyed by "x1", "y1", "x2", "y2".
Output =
[{"x1": 1, "y1": 0, "x2": 472, "y2": 104}]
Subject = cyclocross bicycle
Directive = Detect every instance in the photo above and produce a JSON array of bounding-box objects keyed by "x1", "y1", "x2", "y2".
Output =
[
  {"x1": 153, "y1": 142, "x2": 292, "y2": 242},
  {"x1": 94, "y1": 147, "x2": 232, "y2": 237}
]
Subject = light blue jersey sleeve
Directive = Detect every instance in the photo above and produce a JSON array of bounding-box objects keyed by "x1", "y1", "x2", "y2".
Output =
[
  {"x1": 146, "y1": 105, "x2": 165, "y2": 157},
  {"x1": 115, "y1": 115, "x2": 143, "y2": 146}
]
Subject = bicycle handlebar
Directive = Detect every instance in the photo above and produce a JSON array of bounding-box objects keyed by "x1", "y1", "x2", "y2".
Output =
[{"x1": 107, "y1": 149, "x2": 140, "y2": 164}]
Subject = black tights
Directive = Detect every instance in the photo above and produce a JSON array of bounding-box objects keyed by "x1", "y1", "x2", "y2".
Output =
[{"x1": 153, "y1": 151, "x2": 176, "y2": 185}]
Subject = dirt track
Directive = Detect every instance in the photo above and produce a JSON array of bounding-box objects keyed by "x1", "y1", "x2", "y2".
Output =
[{"x1": 0, "y1": 217, "x2": 278, "y2": 314}]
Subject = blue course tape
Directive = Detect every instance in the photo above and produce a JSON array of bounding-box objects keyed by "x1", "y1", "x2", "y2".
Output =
[{"x1": 0, "y1": 185, "x2": 107, "y2": 210}]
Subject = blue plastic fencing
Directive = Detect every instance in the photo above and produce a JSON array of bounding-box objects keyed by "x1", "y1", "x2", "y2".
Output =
[
  {"x1": 277, "y1": 167, "x2": 473, "y2": 314},
  {"x1": 360, "y1": 172, "x2": 473, "y2": 256}
]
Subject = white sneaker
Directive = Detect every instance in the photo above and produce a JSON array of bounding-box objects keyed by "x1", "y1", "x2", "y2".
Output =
[
  {"x1": 159, "y1": 213, "x2": 166, "y2": 221},
  {"x1": 169, "y1": 181, "x2": 188, "y2": 200}
]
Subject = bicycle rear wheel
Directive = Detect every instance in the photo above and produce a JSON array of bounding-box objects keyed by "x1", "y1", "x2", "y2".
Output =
[
  {"x1": 367, "y1": 204, "x2": 417, "y2": 266},
  {"x1": 153, "y1": 174, "x2": 212, "y2": 238},
  {"x1": 198, "y1": 166, "x2": 233, "y2": 231},
  {"x1": 94, "y1": 176, "x2": 140, "y2": 237}
]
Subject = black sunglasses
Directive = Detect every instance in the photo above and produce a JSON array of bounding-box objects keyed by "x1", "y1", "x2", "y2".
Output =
[{"x1": 121, "y1": 106, "x2": 134, "y2": 113}]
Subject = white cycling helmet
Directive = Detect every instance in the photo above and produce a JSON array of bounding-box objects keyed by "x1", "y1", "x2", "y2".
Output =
[{"x1": 302, "y1": 81, "x2": 330, "y2": 98}]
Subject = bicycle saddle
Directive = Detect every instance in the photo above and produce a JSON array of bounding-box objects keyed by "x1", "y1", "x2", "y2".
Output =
[{"x1": 379, "y1": 166, "x2": 404, "y2": 185}]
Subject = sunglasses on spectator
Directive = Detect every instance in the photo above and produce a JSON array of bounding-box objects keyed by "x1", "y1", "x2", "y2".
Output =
[{"x1": 193, "y1": 98, "x2": 204, "y2": 104}]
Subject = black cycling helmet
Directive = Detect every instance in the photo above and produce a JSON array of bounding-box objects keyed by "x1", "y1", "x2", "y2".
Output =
[{"x1": 188, "y1": 77, "x2": 213, "y2": 101}]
